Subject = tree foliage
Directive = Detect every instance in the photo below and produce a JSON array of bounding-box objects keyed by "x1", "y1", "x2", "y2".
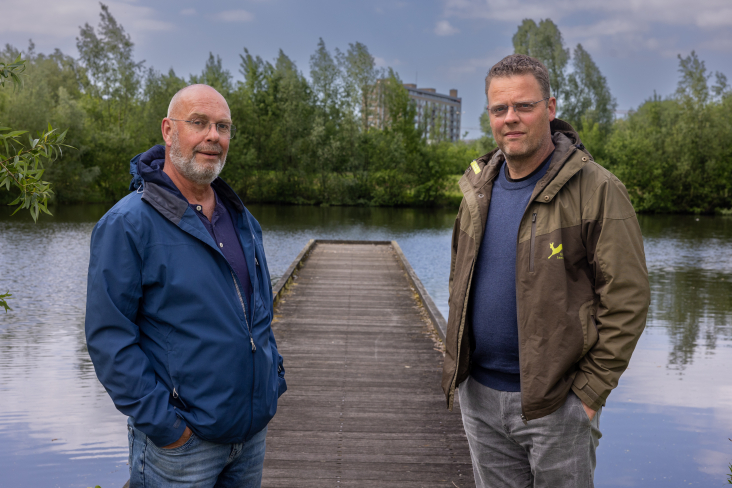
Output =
[
  {"x1": 513, "y1": 19, "x2": 569, "y2": 104},
  {"x1": 0, "y1": 55, "x2": 69, "y2": 221},
  {"x1": 512, "y1": 20, "x2": 616, "y2": 133},
  {"x1": 0, "y1": 54, "x2": 72, "y2": 311},
  {"x1": 507, "y1": 19, "x2": 732, "y2": 213},
  {"x1": 603, "y1": 52, "x2": 732, "y2": 213},
  {"x1": 0, "y1": 4, "x2": 473, "y2": 208},
  {"x1": 564, "y1": 44, "x2": 616, "y2": 132},
  {"x1": 2, "y1": 7, "x2": 729, "y2": 214}
]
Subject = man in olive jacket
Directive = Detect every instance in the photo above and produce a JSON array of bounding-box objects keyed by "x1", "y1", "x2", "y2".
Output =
[{"x1": 442, "y1": 54, "x2": 650, "y2": 487}]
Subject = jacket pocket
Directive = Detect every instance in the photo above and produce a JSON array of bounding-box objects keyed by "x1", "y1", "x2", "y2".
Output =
[{"x1": 578, "y1": 299, "x2": 599, "y2": 360}]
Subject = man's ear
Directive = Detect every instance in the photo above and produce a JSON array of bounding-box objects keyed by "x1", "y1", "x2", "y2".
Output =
[
  {"x1": 547, "y1": 97, "x2": 557, "y2": 122},
  {"x1": 161, "y1": 118, "x2": 174, "y2": 146}
]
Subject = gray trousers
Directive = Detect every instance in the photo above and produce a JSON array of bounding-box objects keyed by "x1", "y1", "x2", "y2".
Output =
[{"x1": 458, "y1": 376, "x2": 602, "y2": 488}]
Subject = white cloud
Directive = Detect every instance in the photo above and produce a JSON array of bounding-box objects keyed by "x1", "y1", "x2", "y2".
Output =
[
  {"x1": 210, "y1": 9, "x2": 255, "y2": 22},
  {"x1": 434, "y1": 20, "x2": 460, "y2": 36},
  {"x1": 446, "y1": 46, "x2": 512, "y2": 78},
  {"x1": 442, "y1": 0, "x2": 732, "y2": 27},
  {"x1": 0, "y1": 0, "x2": 173, "y2": 39},
  {"x1": 440, "y1": 0, "x2": 732, "y2": 54}
]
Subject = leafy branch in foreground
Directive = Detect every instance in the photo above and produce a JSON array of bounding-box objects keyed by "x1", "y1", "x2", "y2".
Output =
[
  {"x1": 0, "y1": 54, "x2": 66, "y2": 221},
  {"x1": 1, "y1": 56, "x2": 72, "y2": 312},
  {"x1": 0, "y1": 124, "x2": 69, "y2": 221},
  {"x1": 0, "y1": 293, "x2": 11, "y2": 313},
  {"x1": 0, "y1": 54, "x2": 26, "y2": 88}
]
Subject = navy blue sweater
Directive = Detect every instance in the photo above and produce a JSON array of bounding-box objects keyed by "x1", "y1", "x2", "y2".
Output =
[{"x1": 468, "y1": 153, "x2": 552, "y2": 391}]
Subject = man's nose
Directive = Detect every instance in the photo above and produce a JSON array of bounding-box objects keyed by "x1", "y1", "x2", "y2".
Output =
[
  {"x1": 204, "y1": 123, "x2": 221, "y2": 141},
  {"x1": 504, "y1": 106, "x2": 521, "y2": 124}
]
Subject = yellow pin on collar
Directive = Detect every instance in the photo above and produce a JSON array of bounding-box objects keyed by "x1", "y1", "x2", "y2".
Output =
[{"x1": 471, "y1": 160, "x2": 481, "y2": 174}]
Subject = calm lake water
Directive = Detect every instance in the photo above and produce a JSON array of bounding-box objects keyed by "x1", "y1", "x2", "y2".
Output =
[{"x1": 0, "y1": 204, "x2": 731, "y2": 487}]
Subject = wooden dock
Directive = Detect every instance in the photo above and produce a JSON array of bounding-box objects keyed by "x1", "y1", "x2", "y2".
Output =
[{"x1": 263, "y1": 240, "x2": 474, "y2": 487}]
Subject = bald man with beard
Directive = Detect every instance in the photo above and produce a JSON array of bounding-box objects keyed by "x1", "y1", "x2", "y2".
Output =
[{"x1": 85, "y1": 84, "x2": 286, "y2": 487}]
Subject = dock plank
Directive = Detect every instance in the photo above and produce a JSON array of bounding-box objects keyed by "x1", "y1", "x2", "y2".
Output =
[{"x1": 263, "y1": 242, "x2": 474, "y2": 487}]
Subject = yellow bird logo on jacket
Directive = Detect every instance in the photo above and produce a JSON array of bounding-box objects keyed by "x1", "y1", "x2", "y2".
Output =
[{"x1": 548, "y1": 243, "x2": 563, "y2": 260}]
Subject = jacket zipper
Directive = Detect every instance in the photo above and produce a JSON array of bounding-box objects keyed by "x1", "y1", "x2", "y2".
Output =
[
  {"x1": 518, "y1": 211, "x2": 538, "y2": 422},
  {"x1": 231, "y1": 270, "x2": 256, "y2": 352},
  {"x1": 529, "y1": 212, "x2": 537, "y2": 272}
]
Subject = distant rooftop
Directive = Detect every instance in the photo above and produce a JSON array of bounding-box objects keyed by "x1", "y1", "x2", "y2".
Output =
[{"x1": 403, "y1": 84, "x2": 460, "y2": 101}]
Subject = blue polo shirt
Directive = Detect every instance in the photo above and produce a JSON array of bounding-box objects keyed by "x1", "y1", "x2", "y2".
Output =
[{"x1": 191, "y1": 191, "x2": 253, "y2": 311}]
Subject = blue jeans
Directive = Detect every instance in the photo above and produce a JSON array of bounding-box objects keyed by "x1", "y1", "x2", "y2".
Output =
[{"x1": 127, "y1": 418, "x2": 267, "y2": 488}]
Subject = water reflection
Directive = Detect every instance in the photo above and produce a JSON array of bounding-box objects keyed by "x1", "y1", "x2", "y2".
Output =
[
  {"x1": 0, "y1": 207, "x2": 128, "y2": 487},
  {"x1": 640, "y1": 215, "x2": 732, "y2": 372},
  {"x1": 0, "y1": 205, "x2": 730, "y2": 487}
]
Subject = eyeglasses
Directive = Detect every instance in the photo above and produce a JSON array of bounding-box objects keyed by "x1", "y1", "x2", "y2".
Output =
[
  {"x1": 169, "y1": 118, "x2": 236, "y2": 139},
  {"x1": 488, "y1": 97, "x2": 550, "y2": 117}
]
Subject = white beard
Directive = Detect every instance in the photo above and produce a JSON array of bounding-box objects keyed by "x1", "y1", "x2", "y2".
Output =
[{"x1": 169, "y1": 130, "x2": 227, "y2": 186}]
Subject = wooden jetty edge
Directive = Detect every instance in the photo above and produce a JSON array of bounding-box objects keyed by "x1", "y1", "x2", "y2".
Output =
[{"x1": 264, "y1": 240, "x2": 473, "y2": 487}]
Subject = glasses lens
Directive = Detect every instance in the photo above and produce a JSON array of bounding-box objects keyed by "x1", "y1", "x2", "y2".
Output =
[
  {"x1": 190, "y1": 120, "x2": 208, "y2": 132},
  {"x1": 216, "y1": 123, "x2": 231, "y2": 136},
  {"x1": 490, "y1": 105, "x2": 508, "y2": 116},
  {"x1": 229, "y1": 125, "x2": 236, "y2": 139},
  {"x1": 515, "y1": 103, "x2": 535, "y2": 113}
]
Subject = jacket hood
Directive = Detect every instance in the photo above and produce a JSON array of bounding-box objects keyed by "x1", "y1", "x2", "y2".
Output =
[
  {"x1": 549, "y1": 118, "x2": 582, "y2": 148},
  {"x1": 128, "y1": 144, "x2": 183, "y2": 199}
]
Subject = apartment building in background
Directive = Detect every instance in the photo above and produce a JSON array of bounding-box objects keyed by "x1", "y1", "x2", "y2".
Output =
[
  {"x1": 366, "y1": 82, "x2": 462, "y2": 142},
  {"x1": 404, "y1": 84, "x2": 462, "y2": 142}
]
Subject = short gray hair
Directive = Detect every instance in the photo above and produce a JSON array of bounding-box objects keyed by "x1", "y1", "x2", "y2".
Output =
[{"x1": 485, "y1": 54, "x2": 551, "y2": 100}]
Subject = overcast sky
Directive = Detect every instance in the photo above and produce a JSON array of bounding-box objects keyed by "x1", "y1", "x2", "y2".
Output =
[{"x1": 3, "y1": 0, "x2": 731, "y2": 139}]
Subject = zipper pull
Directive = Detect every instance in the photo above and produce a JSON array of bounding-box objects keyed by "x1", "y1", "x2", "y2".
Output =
[
  {"x1": 255, "y1": 257, "x2": 259, "y2": 266},
  {"x1": 250, "y1": 337, "x2": 257, "y2": 352},
  {"x1": 532, "y1": 213, "x2": 537, "y2": 223},
  {"x1": 173, "y1": 388, "x2": 179, "y2": 398}
]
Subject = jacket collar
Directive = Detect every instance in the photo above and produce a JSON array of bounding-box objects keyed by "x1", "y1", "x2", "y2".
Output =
[{"x1": 461, "y1": 118, "x2": 589, "y2": 203}]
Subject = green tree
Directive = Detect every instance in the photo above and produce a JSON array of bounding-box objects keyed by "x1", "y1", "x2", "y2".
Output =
[
  {"x1": 337, "y1": 42, "x2": 382, "y2": 131},
  {"x1": 76, "y1": 3, "x2": 146, "y2": 200},
  {"x1": 513, "y1": 19, "x2": 569, "y2": 105},
  {"x1": 603, "y1": 52, "x2": 732, "y2": 213},
  {"x1": 310, "y1": 38, "x2": 344, "y2": 116},
  {"x1": 676, "y1": 50, "x2": 711, "y2": 107},
  {"x1": 76, "y1": 2, "x2": 144, "y2": 129},
  {"x1": 138, "y1": 67, "x2": 187, "y2": 148},
  {"x1": 190, "y1": 53, "x2": 233, "y2": 96},
  {"x1": 564, "y1": 44, "x2": 616, "y2": 132}
]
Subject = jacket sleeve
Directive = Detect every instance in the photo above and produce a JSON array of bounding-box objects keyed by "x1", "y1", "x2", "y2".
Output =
[
  {"x1": 572, "y1": 175, "x2": 651, "y2": 411},
  {"x1": 85, "y1": 212, "x2": 187, "y2": 447}
]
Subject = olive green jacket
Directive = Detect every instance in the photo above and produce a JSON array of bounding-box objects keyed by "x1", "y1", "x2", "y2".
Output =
[{"x1": 442, "y1": 119, "x2": 650, "y2": 420}]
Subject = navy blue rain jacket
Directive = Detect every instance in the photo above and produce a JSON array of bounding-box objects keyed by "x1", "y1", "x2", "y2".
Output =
[{"x1": 85, "y1": 145, "x2": 286, "y2": 447}]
